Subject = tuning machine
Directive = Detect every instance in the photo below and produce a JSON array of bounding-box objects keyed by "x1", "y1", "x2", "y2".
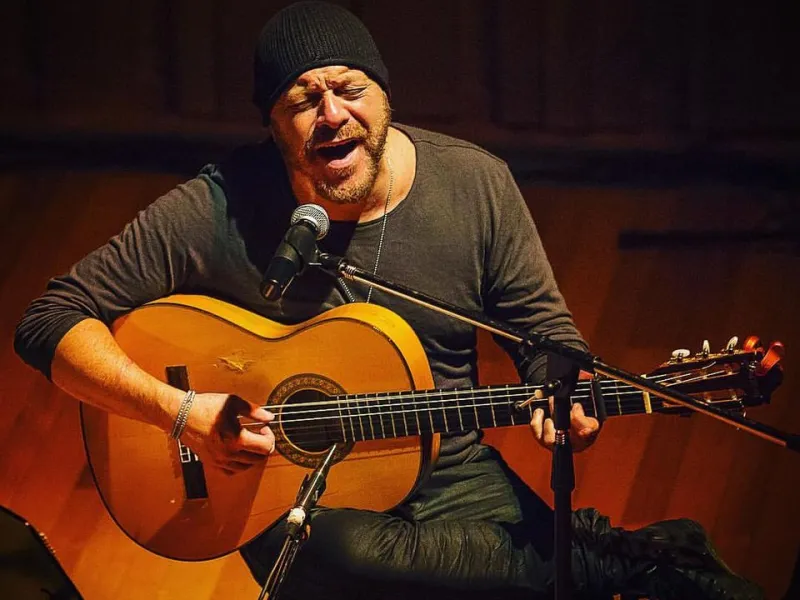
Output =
[{"x1": 670, "y1": 348, "x2": 691, "y2": 362}]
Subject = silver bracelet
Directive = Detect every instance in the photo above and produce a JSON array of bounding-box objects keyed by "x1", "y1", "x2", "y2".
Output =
[{"x1": 170, "y1": 389, "x2": 196, "y2": 440}]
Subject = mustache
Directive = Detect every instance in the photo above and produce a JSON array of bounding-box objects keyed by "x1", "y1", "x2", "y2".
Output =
[{"x1": 306, "y1": 123, "x2": 369, "y2": 154}]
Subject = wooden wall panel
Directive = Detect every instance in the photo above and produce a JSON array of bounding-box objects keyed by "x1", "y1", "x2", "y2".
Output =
[
  {"x1": 361, "y1": 1, "x2": 463, "y2": 122},
  {"x1": 540, "y1": 0, "x2": 594, "y2": 132},
  {"x1": 492, "y1": 0, "x2": 545, "y2": 128},
  {"x1": 0, "y1": 0, "x2": 797, "y2": 150},
  {"x1": 27, "y1": 0, "x2": 166, "y2": 119},
  {"x1": 168, "y1": 0, "x2": 220, "y2": 119},
  {"x1": 589, "y1": 0, "x2": 690, "y2": 132},
  {"x1": 215, "y1": 0, "x2": 298, "y2": 122},
  {"x1": 450, "y1": 0, "x2": 493, "y2": 122},
  {"x1": 0, "y1": 1, "x2": 37, "y2": 112},
  {"x1": 705, "y1": 0, "x2": 800, "y2": 133},
  {"x1": 0, "y1": 170, "x2": 797, "y2": 599}
]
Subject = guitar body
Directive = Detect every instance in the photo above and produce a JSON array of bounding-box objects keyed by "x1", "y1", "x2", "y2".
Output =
[{"x1": 81, "y1": 295, "x2": 439, "y2": 561}]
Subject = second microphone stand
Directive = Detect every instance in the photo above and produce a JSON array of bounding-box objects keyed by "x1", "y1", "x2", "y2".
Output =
[{"x1": 258, "y1": 444, "x2": 339, "y2": 600}]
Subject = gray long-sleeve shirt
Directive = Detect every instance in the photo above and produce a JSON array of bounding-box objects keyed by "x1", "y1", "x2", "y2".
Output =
[{"x1": 14, "y1": 124, "x2": 586, "y2": 464}]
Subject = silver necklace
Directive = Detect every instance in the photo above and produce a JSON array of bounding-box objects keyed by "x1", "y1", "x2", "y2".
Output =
[{"x1": 339, "y1": 162, "x2": 394, "y2": 304}]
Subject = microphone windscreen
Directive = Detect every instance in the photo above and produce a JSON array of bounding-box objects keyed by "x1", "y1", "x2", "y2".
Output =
[{"x1": 291, "y1": 204, "x2": 330, "y2": 240}]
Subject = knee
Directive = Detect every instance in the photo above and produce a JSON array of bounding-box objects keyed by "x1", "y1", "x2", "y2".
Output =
[{"x1": 307, "y1": 509, "x2": 418, "y2": 580}]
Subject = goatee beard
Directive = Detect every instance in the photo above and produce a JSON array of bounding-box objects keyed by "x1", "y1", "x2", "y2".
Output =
[{"x1": 311, "y1": 114, "x2": 390, "y2": 205}]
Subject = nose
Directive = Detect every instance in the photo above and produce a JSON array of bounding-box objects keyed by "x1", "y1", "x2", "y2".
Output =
[{"x1": 317, "y1": 91, "x2": 349, "y2": 128}]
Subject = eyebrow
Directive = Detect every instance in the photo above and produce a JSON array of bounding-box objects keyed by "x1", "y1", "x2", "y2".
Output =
[{"x1": 287, "y1": 73, "x2": 371, "y2": 97}]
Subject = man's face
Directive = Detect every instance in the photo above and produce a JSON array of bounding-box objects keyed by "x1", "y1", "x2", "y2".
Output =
[{"x1": 270, "y1": 66, "x2": 391, "y2": 205}]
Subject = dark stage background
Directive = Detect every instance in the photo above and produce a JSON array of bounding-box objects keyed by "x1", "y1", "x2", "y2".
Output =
[{"x1": 0, "y1": 1, "x2": 798, "y2": 598}]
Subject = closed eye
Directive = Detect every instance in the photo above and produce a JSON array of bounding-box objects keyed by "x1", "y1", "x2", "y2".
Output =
[{"x1": 336, "y1": 85, "x2": 369, "y2": 99}]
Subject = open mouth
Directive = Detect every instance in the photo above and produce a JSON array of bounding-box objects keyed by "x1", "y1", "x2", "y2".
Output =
[{"x1": 315, "y1": 140, "x2": 360, "y2": 162}]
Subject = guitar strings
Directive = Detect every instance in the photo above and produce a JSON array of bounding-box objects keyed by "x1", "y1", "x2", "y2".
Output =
[
  {"x1": 264, "y1": 387, "x2": 741, "y2": 446},
  {"x1": 271, "y1": 389, "x2": 651, "y2": 425},
  {"x1": 253, "y1": 371, "x2": 739, "y2": 444},
  {"x1": 260, "y1": 372, "x2": 726, "y2": 432},
  {"x1": 263, "y1": 370, "x2": 724, "y2": 422},
  {"x1": 268, "y1": 390, "x2": 743, "y2": 447},
  {"x1": 257, "y1": 373, "x2": 669, "y2": 413},
  {"x1": 264, "y1": 394, "x2": 693, "y2": 446}
]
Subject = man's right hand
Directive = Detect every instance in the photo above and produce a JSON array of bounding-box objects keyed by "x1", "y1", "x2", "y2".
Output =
[{"x1": 181, "y1": 393, "x2": 275, "y2": 475}]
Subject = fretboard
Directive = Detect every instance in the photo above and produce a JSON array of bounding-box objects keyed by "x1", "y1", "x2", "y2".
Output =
[{"x1": 283, "y1": 378, "x2": 672, "y2": 445}]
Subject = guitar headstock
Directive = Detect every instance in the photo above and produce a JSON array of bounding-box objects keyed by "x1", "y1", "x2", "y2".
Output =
[{"x1": 646, "y1": 336, "x2": 784, "y2": 415}]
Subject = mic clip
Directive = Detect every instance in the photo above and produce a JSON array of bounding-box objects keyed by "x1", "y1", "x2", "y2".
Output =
[{"x1": 285, "y1": 444, "x2": 338, "y2": 538}]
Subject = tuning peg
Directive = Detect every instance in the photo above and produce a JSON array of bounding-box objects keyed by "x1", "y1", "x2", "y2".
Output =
[
  {"x1": 701, "y1": 340, "x2": 711, "y2": 356},
  {"x1": 671, "y1": 349, "x2": 691, "y2": 362},
  {"x1": 725, "y1": 336, "x2": 739, "y2": 353}
]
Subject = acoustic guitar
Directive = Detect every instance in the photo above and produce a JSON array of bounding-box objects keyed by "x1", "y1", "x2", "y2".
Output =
[{"x1": 80, "y1": 294, "x2": 784, "y2": 560}]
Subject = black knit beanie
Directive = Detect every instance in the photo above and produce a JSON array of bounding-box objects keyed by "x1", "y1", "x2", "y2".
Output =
[{"x1": 253, "y1": 1, "x2": 390, "y2": 125}]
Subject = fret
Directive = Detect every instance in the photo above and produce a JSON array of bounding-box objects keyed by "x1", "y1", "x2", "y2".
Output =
[
  {"x1": 413, "y1": 391, "x2": 423, "y2": 436},
  {"x1": 507, "y1": 385, "x2": 521, "y2": 426},
  {"x1": 455, "y1": 389, "x2": 464, "y2": 431},
  {"x1": 354, "y1": 394, "x2": 367, "y2": 441},
  {"x1": 458, "y1": 389, "x2": 479, "y2": 431},
  {"x1": 397, "y1": 391, "x2": 410, "y2": 437},
  {"x1": 372, "y1": 393, "x2": 384, "y2": 439},
  {"x1": 472, "y1": 389, "x2": 481, "y2": 430},
  {"x1": 442, "y1": 390, "x2": 463, "y2": 433},
  {"x1": 424, "y1": 390, "x2": 438, "y2": 434},
  {"x1": 473, "y1": 386, "x2": 495, "y2": 430},
  {"x1": 638, "y1": 374, "x2": 653, "y2": 415},
  {"x1": 440, "y1": 390, "x2": 450, "y2": 433},
  {"x1": 642, "y1": 387, "x2": 652, "y2": 414},
  {"x1": 336, "y1": 397, "x2": 348, "y2": 443},
  {"x1": 381, "y1": 392, "x2": 396, "y2": 438},
  {"x1": 489, "y1": 388, "x2": 499, "y2": 428},
  {"x1": 585, "y1": 380, "x2": 598, "y2": 419},
  {"x1": 344, "y1": 395, "x2": 358, "y2": 442},
  {"x1": 496, "y1": 384, "x2": 515, "y2": 427},
  {"x1": 614, "y1": 380, "x2": 623, "y2": 416},
  {"x1": 364, "y1": 393, "x2": 377, "y2": 441},
  {"x1": 446, "y1": 390, "x2": 463, "y2": 432},
  {"x1": 397, "y1": 391, "x2": 416, "y2": 437},
  {"x1": 406, "y1": 391, "x2": 422, "y2": 436}
]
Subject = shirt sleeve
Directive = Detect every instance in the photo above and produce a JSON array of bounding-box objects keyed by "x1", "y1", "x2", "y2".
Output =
[
  {"x1": 13, "y1": 177, "x2": 215, "y2": 379},
  {"x1": 482, "y1": 167, "x2": 589, "y2": 384}
]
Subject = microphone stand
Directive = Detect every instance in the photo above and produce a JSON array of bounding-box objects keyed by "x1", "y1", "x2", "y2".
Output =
[
  {"x1": 258, "y1": 444, "x2": 339, "y2": 600},
  {"x1": 550, "y1": 379, "x2": 575, "y2": 600},
  {"x1": 312, "y1": 252, "x2": 798, "y2": 600}
]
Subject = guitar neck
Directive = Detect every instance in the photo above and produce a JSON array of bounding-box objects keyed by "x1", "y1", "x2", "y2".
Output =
[{"x1": 326, "y1": 378, "x2": 668, "y2": 443}]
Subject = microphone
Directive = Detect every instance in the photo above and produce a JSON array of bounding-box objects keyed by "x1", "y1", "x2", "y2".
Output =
[{"x1": 260, "y1": 204, "x2": 330, "y2": 301}]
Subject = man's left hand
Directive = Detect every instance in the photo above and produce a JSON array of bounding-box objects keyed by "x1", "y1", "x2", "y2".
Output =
[{"x1": 530, "y1": 400, "x2": 601, "y2": 452}]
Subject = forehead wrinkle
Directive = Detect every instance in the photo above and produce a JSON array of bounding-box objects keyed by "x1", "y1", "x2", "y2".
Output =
[{"x1": 290, "y1": 67, "x2": 369, "y2": 95}]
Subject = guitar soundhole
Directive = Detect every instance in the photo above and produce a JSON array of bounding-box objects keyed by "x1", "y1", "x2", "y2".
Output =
[{"x1": 281, "y1": 389, "x2": 345, "y2": 452}]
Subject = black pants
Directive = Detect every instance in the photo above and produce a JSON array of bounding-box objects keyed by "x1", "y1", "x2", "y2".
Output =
[{"x1": 241, "y1": 444, "x2": 615, "y2": 599}]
